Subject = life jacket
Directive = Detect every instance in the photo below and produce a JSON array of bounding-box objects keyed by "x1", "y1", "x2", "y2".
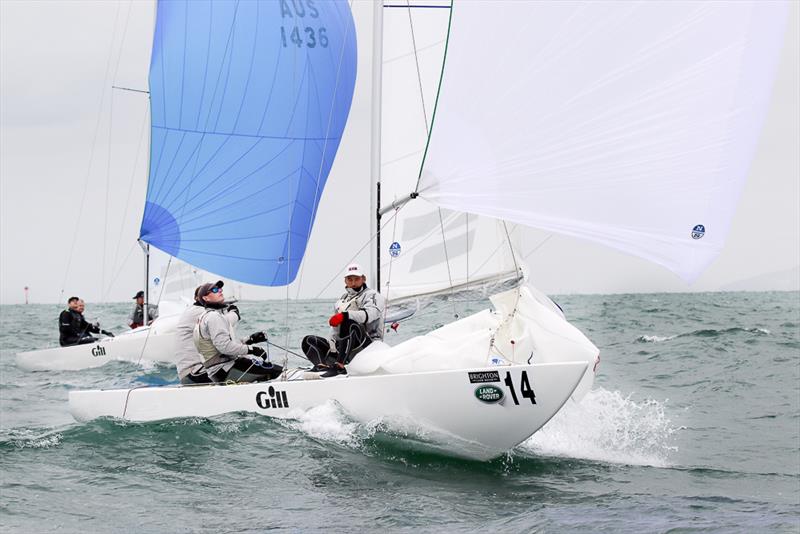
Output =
[{"x1": 192, "y1": 309, "x2": 236, "y2": 369}]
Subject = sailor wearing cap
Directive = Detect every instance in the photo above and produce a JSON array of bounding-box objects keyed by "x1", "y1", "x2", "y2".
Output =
[
  {"x1": 175, "y1": 282, "x2": 238, "y2": 384},
  {"x1": 191, "y1": 281, "x2": 282, "y2": 384},
  {"x1": 301, "y1": 263, "x2": 385, "y2": 377},
  {"x1": 128, "y1": 290, "x2": 159, "y2": 329}
]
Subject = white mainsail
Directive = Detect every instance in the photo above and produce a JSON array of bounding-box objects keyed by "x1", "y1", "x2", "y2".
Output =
[{"x1": 417, "y1": 1, "x2": 788, "y2": 282}]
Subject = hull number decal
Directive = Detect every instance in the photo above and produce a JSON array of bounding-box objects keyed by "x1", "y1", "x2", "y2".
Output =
[
  {"x1": 468, "y1": 371, "x2": 500, "y2": 383},
  {"x1": 256, "y1": 386, "x2": 289, "y2": 409},
  {"x1": 475, "y1": 385, "x2": 504, "y2": 404},
  {"x1": 504, "y1": 371, "x2": 536, "y2": 405},
  {"x1": 91, "y1": 345, "x2": 106, "y2": 357}
]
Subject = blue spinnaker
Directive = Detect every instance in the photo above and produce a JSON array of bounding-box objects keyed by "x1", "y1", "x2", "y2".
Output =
[{"x1": 140, "y1": 0, "x2": 357, "y2": 285}]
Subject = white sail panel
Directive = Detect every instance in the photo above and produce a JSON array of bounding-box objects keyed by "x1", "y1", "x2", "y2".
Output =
[{"x1": 418, "y1": 1, "x2": 788, "y2": 282}]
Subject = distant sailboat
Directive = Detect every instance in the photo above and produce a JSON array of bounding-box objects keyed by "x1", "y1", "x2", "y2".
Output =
[{"x1": 69, "y1": 0, "x2": 787, "y2": 460}]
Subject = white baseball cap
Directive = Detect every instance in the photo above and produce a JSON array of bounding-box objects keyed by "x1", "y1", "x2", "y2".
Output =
[{"x1": 344, "y1": 263, "x2": 365, "y2": 277}]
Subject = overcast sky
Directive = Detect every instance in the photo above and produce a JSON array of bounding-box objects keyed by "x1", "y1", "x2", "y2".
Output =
[{"x1": 1, "y1": 1, "x2": 798, "y2": 305}]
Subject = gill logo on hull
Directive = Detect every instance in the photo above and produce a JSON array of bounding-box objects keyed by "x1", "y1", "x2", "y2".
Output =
[
  {"x1": 91, "y1": 345, "x2": 106, "y2": 357},
  {"x1": 256, "y1": 386, "x2": 289, "y2": 409}
]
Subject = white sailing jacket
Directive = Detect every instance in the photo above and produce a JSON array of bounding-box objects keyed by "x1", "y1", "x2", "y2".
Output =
[{"x1": 331, "y1": 284, "x2": 385, "y2": 343}]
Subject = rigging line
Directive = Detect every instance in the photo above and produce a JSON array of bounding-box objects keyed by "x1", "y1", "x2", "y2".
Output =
[
  {"x1": 437, "y1": 208, "x2": 458, "y2": 317},
  {"x1": 112, "y1": 85, "x2": 149, "y2": 94},
  {"x1": 384, "y1": 39, "x2": 445, "y2": 64},
  {"x1": 294, "y1": 1, "x2": 355, "y2": 301},
  {"x1": 522, "y1": 234, "x2": 554, "y2": 260},
  {"x1": 101, "y1": 86, "x2": 115, "y2": 303},
  {"x1": 102, "y1": 0, "x2": 135, "y2": 303},
  {"x1": 466, "y1": 212, "x2": 469, "y2": 288},
  {"x1": 104, "y1": 241, "x2": 139, "y2": 303},
  {"x1": 107, "y1": 102, "x2": 149, "y2": 297},
  {"x1": 402, "y1": 0, "x2": 458, "y2": 317},
  {"x1": 266, "y1": 340, "x2": 307, "y2": 361},
  {"x1": 502, "y1": 221, "x2": 520, "y2": 274},
  {"x1": 282, "y1": 58, "x2": 313, "y2": 357},
  {"x1": 406, "y1": 0, "x2": 430, "y2": 133},
  {"x1": 468, "y1": 223, "x2": 521, "y2": 280},
  {"x1": 58, "y1": 0, "x2": 124, "y2": 304},
  {"x1": 135, "y1": 256, "x2": 172, "y2": 367},
  {"x1": 281, "y1": 5, "x2": 303, "y2": 379},
  {"x1": 382, "y1": 205, "x2": 402, "y2": 323},
  {"x1": 313, "y1": 207, "x2": 403, "y2": 300},
  {"x1": 384, "y1": 4, "x2": 451, "y2": 8},
  {"x1": 414, "y1": 0, "x2": 453, "y2": 193}
]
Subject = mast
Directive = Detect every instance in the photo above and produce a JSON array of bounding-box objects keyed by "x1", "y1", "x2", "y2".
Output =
[
  {"x1": 138, "y1": 239, "x2": 150, "y2": 326},
  {"x1": 370, "y1": 1, "x2": 384, "y2": 291}
]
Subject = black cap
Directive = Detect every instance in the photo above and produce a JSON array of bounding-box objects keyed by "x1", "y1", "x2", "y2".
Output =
[
  {"x1": 197, "y1": 280, "x2": 224, "y2": 299},
  {"x1": 132, "y1": 291, "x2": 144, "y2": 299}
]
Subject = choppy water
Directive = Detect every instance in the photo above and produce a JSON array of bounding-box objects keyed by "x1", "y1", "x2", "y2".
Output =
[{"x1": 1, "y1": 291, "x2": 798, "y2": 532}]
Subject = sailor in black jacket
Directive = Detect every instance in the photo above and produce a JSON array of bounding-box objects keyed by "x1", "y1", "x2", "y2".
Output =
[{"x1": 59, "y1": 297, "x2": 106, "y2": 346}]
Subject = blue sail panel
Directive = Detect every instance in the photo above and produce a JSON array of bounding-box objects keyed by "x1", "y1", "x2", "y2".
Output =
[{"x1": 140, "y1": 0, "x2": 357, "y2": 285}]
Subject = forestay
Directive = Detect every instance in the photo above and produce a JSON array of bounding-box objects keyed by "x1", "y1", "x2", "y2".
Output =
[
  {"x1": 140, "y1": 0, "x2": 357, "y2": 286},
  {"x1": 418, "y1": 1, "x2": 788, "y2": 282}
]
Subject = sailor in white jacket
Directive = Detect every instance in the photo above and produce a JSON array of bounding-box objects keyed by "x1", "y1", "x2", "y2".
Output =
[
  {"x1": 301, "y1": 263, "x2": 385, "y2": 377},
  {"x1": 175, "y1": 284, "x2": 242, "y2": 384},
  {"x1": 191, "y1": 281, "x2": 281, "y2": 384}
]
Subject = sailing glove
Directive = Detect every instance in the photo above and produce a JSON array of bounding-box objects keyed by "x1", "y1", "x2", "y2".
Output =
[
  {"x1": 246, "y1": 331, "x2": 267, "y2": 345},
  {"x1": 248, "y1": 346, "x2": 266, "y2": 358},
  {"x1": 101, "y1": 330, "x2": 114, "y2": 337},
  {"x1": 329, "y1": 312, "x2": 348, "y2": 327},
  {"x1": 226, "y1": 304, "x2": 240, "y2": 320}
]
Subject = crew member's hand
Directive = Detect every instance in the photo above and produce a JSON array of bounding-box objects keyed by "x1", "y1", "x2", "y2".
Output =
[
  {"x1": 329, "y1": 312, "x2": 348, "y2": 327},
  {"x1": 226, "y1": 304, "x2": 241, "y2": 320},
  {"x1": 248, "y1": 346, "x2": 266, "y2": 358},
  {"x1": 246, "y1": 331, "x2": 267, "y2": 345},
  {"x1": 101, "y1": 330, "x2": 115, "y2": 337}
]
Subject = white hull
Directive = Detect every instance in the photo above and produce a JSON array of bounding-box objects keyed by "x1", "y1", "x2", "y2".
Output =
[
  {"x1": 69, "y1": 362, "x2": 588, "y2": 460},
  {"x1": 16, "y1": 316, "x2": 180, "y2": 372}
]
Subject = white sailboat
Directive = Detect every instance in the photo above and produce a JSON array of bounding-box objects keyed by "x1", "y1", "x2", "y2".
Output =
[
  {"x1": 14, "y1": 259, "x2": 202, "y2": 372},
  {"x1": 69, "y1": 0, "x2": 787, "y2": 460}
]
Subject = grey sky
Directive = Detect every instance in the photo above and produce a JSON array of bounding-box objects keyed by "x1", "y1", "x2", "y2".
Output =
[{"x1": 1, "y1": 1, "x2": 798, "y2": 305}]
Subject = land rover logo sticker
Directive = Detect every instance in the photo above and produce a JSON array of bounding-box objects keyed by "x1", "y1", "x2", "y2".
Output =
[
  {"x1": 475, "y1": 385, "x2": 504, "y2": 404},
  {"x1": 468, "y1": 371, "x2": 500, "y2": 383}
]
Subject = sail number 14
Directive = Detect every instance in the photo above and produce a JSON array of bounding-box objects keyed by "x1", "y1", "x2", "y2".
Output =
[{"x1": 504, "y1": 371, "x2": 536, "y2": 405}]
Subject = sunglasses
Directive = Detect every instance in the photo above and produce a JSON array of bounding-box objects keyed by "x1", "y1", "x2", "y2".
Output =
[{"x1": 210, "y1": 287, "x2": 222, "y2": 294}]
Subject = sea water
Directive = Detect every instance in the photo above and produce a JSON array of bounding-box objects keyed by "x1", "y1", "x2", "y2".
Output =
[{"x1": 1, "y1": 292, "x2": 798, "y2": 532}]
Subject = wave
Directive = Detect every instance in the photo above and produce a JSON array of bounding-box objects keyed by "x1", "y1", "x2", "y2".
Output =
[
  {"x1": 519, "y1": 388, "x2": 680, "y2": 468},
  {"x1": 636, "y1": 327, "x2": 771, "y2": 343}
]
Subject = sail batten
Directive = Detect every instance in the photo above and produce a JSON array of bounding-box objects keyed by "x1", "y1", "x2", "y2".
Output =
[
  {"x1": 140, "y1": 0, "x2": 357, "y2": 286},
  {"x1": 418, "y1": 1, "x2": 788, "y2": 282}
]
